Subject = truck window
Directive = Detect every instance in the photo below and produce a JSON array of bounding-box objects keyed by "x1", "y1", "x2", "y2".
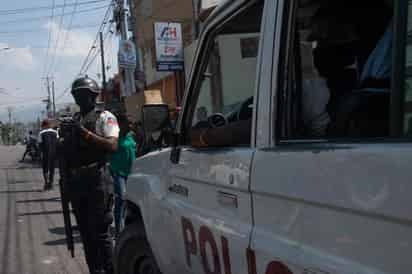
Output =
[
  {"x1": 278, "y1": 0, "x2": 396, "y2": 140},
  {"x1": 188, "y1": 2, "x2": 263, "y2": 147}
]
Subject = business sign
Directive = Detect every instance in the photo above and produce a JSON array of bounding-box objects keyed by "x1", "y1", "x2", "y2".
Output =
[
  {"x1": 154, "y1": 22, "x2": 184, "y2": 71},
  {"x1": 118, "y1": 40, "x2": 137, "y2": 69}
]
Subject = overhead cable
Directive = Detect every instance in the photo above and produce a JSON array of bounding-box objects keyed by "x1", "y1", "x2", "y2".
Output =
[
  {"x1": 55, "y1": 1, "x2": 114, "y2": 102},
  {"x1": 77, "y1": 2, "x2": 114, "y2": 75},
  {"x1": 46, "y1": 0, "x2": 68, "y2": 77},
  {"x1": 81, "y1": 25, "x2": 114, "y2": 75},
  {"x1": 42, "y1": 0, "x2": 56, "y2": 81},
  {"x1": 51, "y1": 0, "x2": 79, "y2": 76},
  {"x1": 0, "y1": 24, "x2": 100, "y2": 34},
  {"x1": 0, "y1": 0, "x2": 108, "y2": 15},
  {"x1": 0, "y1": 5, "x2": 110, "y2": 25}
]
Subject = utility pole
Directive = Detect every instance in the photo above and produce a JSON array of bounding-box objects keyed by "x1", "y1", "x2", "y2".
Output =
[
  {"x1": 118, "y1": 0, "x2": 136, "y2": 97},
  {"x1": 7, "y1": 107, "x2": 12, "y2": 145},
  {"x1": 52, "y1": 79, "x2": 56, "y2": 118},
  {"x1": 127, "y1": 0, "x2": 144, "y2": 92},
  {"x1": 7, "y1": 107, "x2": 12, "y2": 125},
  {"x1": 46, "y1": 78, "x2": 51, "y2": 118},
  {"x1": 42, "y1": 76, "x2": 53, "y2": 118},
  {"x1": 99, "y1": 31, "x2": 107, "y2": 103}
]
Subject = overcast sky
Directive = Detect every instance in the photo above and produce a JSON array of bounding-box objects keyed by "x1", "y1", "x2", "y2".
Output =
[{"x1": 0, "y1": 0, "x2": 118, "y2": 119}]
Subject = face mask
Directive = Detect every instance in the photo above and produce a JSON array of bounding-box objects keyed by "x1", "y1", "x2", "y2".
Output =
[{"x1": 72, "y1": 91, "x2": 95, "y2": 111}]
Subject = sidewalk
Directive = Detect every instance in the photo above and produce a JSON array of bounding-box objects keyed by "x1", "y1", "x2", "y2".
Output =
[{"x1": 0, "y1": 145, "x2": 88, "y2": 274}]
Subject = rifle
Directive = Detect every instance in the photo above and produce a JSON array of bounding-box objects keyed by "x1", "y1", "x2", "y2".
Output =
[{"x1": 57, "y1": 117, "x2": 78, "y2": 258}]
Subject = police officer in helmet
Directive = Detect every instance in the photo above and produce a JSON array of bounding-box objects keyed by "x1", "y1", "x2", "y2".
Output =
[{"x1": 66, "y1": 76, "x2": 119, "y2": 274}]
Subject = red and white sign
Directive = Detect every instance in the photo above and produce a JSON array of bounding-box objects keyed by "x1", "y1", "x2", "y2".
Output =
[{"x1": 154, "y1": 22, "x2": 184, "y2": 71}]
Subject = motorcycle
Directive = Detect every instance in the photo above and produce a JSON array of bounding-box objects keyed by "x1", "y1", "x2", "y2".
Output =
[{"x1": 28, "y1": 144, "x2": 41, "y2": 162}]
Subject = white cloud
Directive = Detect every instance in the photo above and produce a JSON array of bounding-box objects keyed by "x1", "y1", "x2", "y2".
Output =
[
  {"x1": 44, "y1": 21, "x2": 95, "y2": 58},
  {"x1": 0, "y1": 42, "x2": 35, "y2": 70}
]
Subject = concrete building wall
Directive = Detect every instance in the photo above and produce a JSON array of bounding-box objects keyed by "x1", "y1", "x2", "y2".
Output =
[
  {"x1": 128, "y1": 0, "x2": 223, "y2": 120},
  {"x1": 132, "y1": 0, "x2": 194, "y2": 86}
]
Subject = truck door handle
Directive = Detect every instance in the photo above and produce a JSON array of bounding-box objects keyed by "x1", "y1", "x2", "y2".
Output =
[
  {"x1": 168, "y1": 184, "x2": 189, "y2": 197},
  {"x1": 217, "y1": 191, "x2": 238, "y2": 208}
]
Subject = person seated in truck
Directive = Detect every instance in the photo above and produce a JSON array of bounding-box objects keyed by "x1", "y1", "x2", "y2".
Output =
[
  {"x1": 307, "y1": 0, "x2": 392, "y2": 104},
  {"x1": 190, "y1": 118, "x2": 252, "y2": 148},
  {"x1": 190, "y1": 94, "x2": 253, "y2": 147},
  {"x1": 300, "y1": 39, "x2": 331, "y2": 137},
  {"x1": 301, "y1": 0, "x2": 393, "y2": 138},
  {"x1": 359, "y1": 20, "x2": 393, "y2": 92},
  {"x1": 328, "y1": 19, "x2": 393, "y2": 137}
]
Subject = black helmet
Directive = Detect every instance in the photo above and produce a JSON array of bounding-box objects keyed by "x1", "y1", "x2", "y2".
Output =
[{"x1": 71, "y1": 76, "x2": 100, "y2": 94}]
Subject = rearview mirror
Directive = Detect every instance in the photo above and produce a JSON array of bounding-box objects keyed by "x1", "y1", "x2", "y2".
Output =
[{"x1": 142, "y1": 104, "x2": 170, "y2": 135}]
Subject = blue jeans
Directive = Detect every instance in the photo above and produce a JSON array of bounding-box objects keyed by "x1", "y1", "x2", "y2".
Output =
[{"x1": 111, "y1": 173, "x2": 127, "y2": 236}]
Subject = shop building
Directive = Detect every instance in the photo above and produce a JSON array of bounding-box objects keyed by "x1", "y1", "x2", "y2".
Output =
[{"x1": 125, "y1": 0, "x2": 224, "y2": 121}]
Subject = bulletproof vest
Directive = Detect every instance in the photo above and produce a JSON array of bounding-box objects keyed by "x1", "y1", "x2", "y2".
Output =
[{"x1": 72, "y1": 109, "x2": 108, "y2": 168}]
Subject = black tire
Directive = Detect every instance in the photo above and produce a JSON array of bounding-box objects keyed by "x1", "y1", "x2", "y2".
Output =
[{"x1": 114, "y1": 223, "x2": 161, "y2": 274}]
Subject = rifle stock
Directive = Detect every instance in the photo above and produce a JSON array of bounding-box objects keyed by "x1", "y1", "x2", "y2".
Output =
[
  {"x1": 58, "y1": 118, "x2": 76, "y2": 257},
  {"x1": 59, "y1": 170, "x2": 75, "y2": 257}
]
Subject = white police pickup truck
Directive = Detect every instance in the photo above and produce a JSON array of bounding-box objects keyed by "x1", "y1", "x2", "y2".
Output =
[{"x1": 114, "y1": 0, "x2": 412, "y2": 273}]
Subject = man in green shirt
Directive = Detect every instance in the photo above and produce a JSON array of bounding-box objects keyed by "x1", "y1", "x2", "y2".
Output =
[{"x1": 110, "y1": 113, "x2": 136, "y2": 236}]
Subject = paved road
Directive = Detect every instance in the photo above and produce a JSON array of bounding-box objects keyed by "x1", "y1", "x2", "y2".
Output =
[{"x1": 0, "y1": 145, "x2": 88, "y2": 274}]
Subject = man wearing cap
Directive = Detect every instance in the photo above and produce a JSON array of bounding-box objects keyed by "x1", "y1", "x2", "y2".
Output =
[{"x1": 62, "y1": 76, "x2": 119, "y2": 274}]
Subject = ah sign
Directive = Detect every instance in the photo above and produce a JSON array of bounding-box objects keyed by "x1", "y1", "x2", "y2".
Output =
[
  {"x1": 154, "y1": 22, "x2": 184, "y2": 71},
  {"x1": 159, "y1": 25, "x2": 178, "y2": 41}
]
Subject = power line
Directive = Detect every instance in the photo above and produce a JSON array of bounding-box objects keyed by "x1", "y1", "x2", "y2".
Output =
[
  {"x1": 0, "y1": 0, "x2": 109, "y2": 15},
  {"x1": 0, "y1": 24, "x2": 100, "y2": 35},
  {"x1": 55, "y1": 87, "x2": 70, "y2": 101},
  {"x1": 42, "y1": 0, "x2": 56, "y2": 82},
  {"x1": 46, "y1": 0, "x2": 68, "y2": 77},
  {"x1": 0, "y1": 5, "x2": 110, "y2": 25},
  {"x1": 77, "y1": 3, "x2": 114, "y2": 75},
  {"x1": 81, "y1": 23, "x2": 114, "y2": 75},
  {"x1": 55, "y1": 1, "x2": 114, "y2": 102},
  {"x1": 51, "y1": 0, "x2": 79, "y2": 76}
]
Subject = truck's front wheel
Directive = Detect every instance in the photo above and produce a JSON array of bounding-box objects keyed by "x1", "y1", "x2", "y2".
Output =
[{"x1": 115, "y1": 223, "x2": 161, "y2": 274}]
